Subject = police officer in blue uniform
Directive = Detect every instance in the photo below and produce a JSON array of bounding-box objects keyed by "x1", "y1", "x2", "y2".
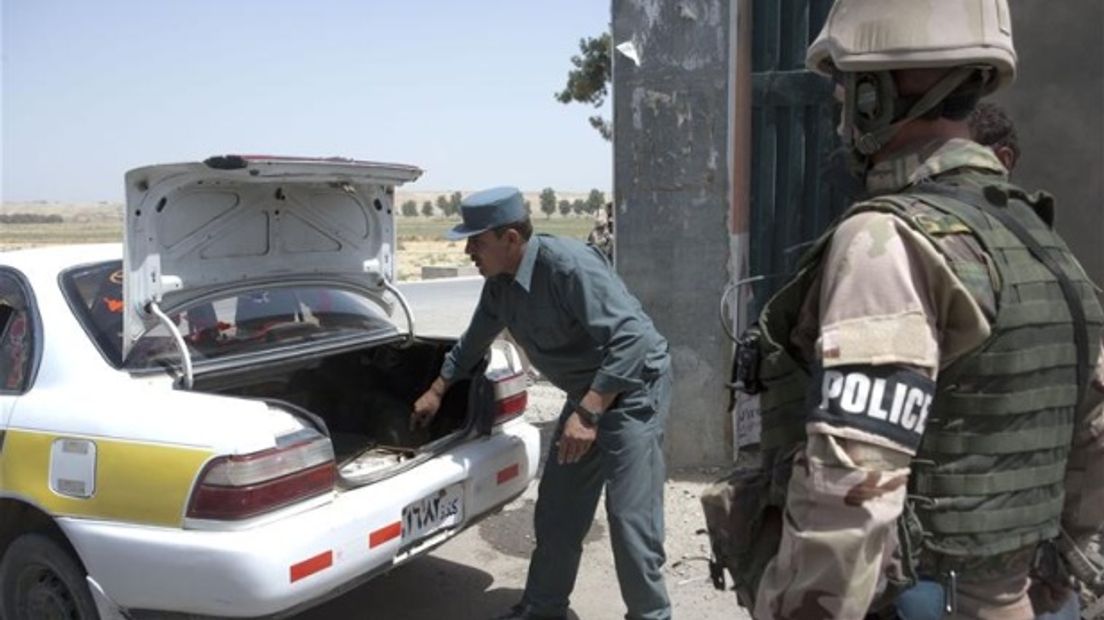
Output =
[{"x1": 412, "y1": 187, "x2": 673, "y2": 620}]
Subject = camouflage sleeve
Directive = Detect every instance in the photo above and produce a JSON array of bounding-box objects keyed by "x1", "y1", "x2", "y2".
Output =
[
  {"x1": 1062, "y1": 334, "x2": 1104, "y2": 540},
  {"x1": 754, "y1": 211, "x2": 992, "y2": 619},
  {"x1": 753, "y1": 433, "x2": 913, "y2": 619}
]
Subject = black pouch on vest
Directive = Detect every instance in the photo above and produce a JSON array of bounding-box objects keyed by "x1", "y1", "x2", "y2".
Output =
[{"x1": 700, "y1": 444, "x2": 796, "y2": 609}]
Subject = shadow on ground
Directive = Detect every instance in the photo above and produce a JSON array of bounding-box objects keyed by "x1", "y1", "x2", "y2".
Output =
[
  {"x1": 479, "y1": 499, "x2": 606, "y2": 559},
  {"x1": 294, "y1": 555, "x2": 580, "y2": 619}
]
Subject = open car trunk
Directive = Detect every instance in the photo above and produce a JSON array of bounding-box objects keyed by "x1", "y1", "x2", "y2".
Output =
[{"x1": 189, "y1": 336, "x2": 487, "y2": 486}]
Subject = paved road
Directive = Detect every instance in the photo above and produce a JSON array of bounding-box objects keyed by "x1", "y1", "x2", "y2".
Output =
[{"x1": 396, "y1": 276, "x2": 483, "y2": 338}]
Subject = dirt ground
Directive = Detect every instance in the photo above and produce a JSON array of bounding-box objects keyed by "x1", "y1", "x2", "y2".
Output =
[{"x1": 297, "y1": 381, "x2": 748, "y2": 620}]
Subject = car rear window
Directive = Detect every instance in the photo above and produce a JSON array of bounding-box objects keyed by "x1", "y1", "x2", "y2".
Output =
[
  {"x1": 62, "y1": 260, "x2": 399, "y2": 369},
  {"x1": 61, "y1": 261, "x2": 128, "y2": 366}
]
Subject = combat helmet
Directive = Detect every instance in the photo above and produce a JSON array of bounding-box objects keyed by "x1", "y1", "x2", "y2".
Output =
[{"x1": 806, "y1": 0, "x2": 1017, "y2": 165}]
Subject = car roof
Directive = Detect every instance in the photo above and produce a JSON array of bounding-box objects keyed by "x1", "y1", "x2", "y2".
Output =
[{"x1": 1, "y1": 243, "x2": 121, "y2": 280}]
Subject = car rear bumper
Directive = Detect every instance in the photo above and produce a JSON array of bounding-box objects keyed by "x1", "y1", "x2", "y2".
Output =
[{"x1": 60, "y1": 421, "x2": 539, "y2": 618}]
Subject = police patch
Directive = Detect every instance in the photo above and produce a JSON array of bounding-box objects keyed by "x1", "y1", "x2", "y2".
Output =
[{"x1": 808, "y1": 364, "x2": 935, "y2": 451}]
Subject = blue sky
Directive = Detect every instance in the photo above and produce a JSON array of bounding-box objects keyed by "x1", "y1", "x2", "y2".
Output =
[{"x1": 1, "y1": 1, "x2": 612, "y2": 202}]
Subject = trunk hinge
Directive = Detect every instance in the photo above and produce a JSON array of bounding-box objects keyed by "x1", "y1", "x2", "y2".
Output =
[
  {"x1": 147, "y1": 301, "x2": 195, "y2": 389},
  {"x1": 382, "y1": 279, "x2": 416, "y2": 348}
]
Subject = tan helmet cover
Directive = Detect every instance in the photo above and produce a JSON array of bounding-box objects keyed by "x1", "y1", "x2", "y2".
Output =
[{"x1": 806, "y1": 0, "x2": 1017, "y2": 94}]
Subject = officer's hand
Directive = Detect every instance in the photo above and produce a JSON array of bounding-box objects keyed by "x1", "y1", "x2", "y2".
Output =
[
  {"x1": 411, "y1": 390, "x2": 442, "y2": 430},
  {"x1": 557, "y1": 413, "x2": 597, "y2": 465}
]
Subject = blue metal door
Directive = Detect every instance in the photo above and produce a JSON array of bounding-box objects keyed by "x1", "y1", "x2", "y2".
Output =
[{"x1": 748, "y1": 0, "x2": 854, "y2": 312}]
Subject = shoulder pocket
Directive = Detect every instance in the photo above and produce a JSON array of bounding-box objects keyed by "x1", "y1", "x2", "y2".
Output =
[
  {"x1": 913, "y1": 212, "x2": 973, "y2": 236},
  {"x1": 909, "y1": 202, "x2": 1000, "y2": 320}
]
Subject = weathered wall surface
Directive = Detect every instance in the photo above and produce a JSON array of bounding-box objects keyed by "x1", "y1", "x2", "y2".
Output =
[
  {"x1": 612, "y1": 0, "x2": 733, "y2": 465},
  {"x1": 996, "y1": 1, "x2": 1103, "y2": 285}
]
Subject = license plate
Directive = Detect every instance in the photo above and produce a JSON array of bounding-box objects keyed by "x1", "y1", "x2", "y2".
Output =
[{"x1": 401, "y1": 484, "x2": 464, "y2": 544}]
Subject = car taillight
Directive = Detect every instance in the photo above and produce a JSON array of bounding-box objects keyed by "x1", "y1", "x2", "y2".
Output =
[
  {"x1": 492, "y1": 371, "x2": 528, "y2": 424},
  {"x1": 187, "y1": 433, "x2": 335, "y2": 520}
]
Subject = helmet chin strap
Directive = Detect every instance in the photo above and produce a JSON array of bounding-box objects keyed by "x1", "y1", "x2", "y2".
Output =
[{"x1": 842, "y1": 65, "x2": 981, "y2": 176}]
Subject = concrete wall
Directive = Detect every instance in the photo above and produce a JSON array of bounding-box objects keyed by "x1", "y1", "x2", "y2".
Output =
[
  {"x1": 612, "y1": 0, "x2": 733, "y2": 466},
  {"x1": 995, "y1": 2, "x2": 1104, "y2": 285}
]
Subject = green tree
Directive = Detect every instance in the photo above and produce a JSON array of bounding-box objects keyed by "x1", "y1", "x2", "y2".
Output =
[
  {"x1": 524, "y1": 200, "x2": 533, "y2": 215},
  {"x1": 435, "y1": 194, "x2": 450, "y2": 217},
  {"x1": 421, "y1": 200, "x2": 434, "y2": 218},
  {"x1": 401, "y1": 200, "x2": 418, "y2": 217},
  {"x1": 571, "y1": 199, "x2": 586, "y2": 215},
  {"x1": 560, "y1": 199, "x2": 574, "y2": 217},
  {"x1": 556, "y1": 33, "x2": 612, "y2": 140},
  {"x1": 448, "y1": 191, "x2": 462, "y2": 217},
  {"x1": 586, "y1": 189, "x2": 606, "y2": 215},
  {"x1": 539, "y1": 187, "x2": 557, "y2": 219}
]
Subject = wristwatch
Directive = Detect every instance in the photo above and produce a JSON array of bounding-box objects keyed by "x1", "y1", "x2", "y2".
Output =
[{"x1": 571, "y1": 401, "x2": 601, "y2": 427}]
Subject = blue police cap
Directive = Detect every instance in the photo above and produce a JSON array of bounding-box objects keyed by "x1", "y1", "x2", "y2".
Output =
[{"x1": 445, "y1": 186, "x2": 527, "y2": 240}]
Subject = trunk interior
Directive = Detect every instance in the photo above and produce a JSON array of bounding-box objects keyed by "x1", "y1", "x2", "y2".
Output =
[{"x1": 190, "y1": 337, "x2": 480, "y2": 485}]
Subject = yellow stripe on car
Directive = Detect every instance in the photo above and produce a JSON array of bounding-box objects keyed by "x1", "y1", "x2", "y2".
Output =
[{"x1": 0, "y1": 429, "x2": 212, "y2": 527}]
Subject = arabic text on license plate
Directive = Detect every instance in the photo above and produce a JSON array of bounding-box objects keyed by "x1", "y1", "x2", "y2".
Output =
[{"x1": 402, "y1": 484, "x2": 463, "y2": 544}]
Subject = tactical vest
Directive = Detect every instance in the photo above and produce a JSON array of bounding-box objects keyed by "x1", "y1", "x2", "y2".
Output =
[{"x1": 719, "y1": 177, "x2": 1103, "y2": 603}]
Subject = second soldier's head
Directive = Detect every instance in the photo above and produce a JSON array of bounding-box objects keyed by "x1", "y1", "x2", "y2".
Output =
[{"x1": 806, "y1": 0, "x2": 1018, "y2": 177}]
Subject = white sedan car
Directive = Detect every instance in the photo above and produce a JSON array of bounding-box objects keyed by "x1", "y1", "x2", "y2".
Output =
[{"x1": 0, "y1": 155, "x2": 538, "y2": 619}]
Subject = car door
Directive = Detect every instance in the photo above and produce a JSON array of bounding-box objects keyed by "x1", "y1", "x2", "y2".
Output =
[{"x1": 0, "y1": 269, "x2": 39, "y2": 430}]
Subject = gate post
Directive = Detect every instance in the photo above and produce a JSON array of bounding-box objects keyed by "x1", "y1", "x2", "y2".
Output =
[{"x1": 612, "y1": 0, "x2": 735, "y2": 465}]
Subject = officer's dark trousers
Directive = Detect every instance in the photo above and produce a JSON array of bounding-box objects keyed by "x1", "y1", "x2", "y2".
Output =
[{"x1": 523, "y1": 371, "x2": 672, "y2": 620}]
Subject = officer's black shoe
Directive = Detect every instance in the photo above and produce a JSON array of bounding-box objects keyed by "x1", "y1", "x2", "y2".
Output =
[{"x1": 491, "y1": 601, "x2": 566, "y2": 620}]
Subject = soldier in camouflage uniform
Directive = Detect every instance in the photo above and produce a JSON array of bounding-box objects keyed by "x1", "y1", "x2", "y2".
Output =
[
  {"x1": 587, "y1": 202, "x2": 614, "y2": 261},
  {"x1": 968, "y1": 102, "x2": 1020, "y2": 173},
  {"x1": 702, "y1": 1, "x2": 1104, "y2": 619}
]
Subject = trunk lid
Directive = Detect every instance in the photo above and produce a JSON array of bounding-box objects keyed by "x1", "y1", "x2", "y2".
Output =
[{"x1": 121, "y1": 155, "x2": 421, "y2": 358}]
